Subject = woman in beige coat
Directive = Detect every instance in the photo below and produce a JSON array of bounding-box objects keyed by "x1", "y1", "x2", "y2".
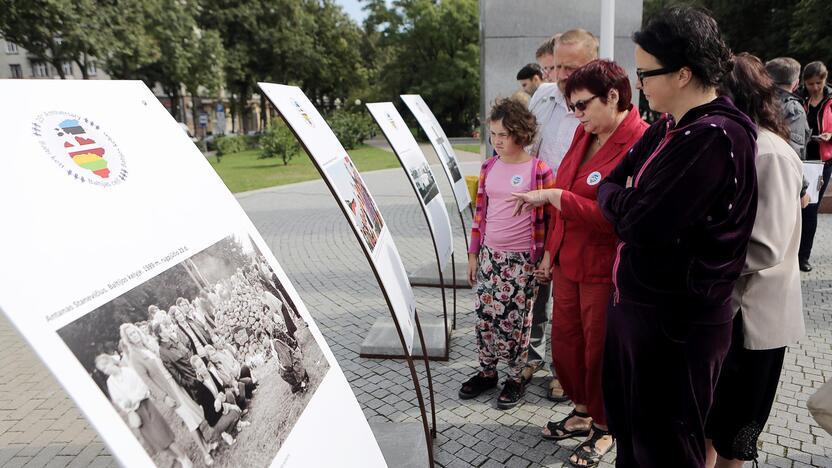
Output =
[{"x1": 704, "y1": 53, "x2": 806, "y2": 468}]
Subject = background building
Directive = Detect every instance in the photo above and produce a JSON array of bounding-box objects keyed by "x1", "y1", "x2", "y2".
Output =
[{"x1": 0, "y1": 38, "x2": 107, "y2": 80}]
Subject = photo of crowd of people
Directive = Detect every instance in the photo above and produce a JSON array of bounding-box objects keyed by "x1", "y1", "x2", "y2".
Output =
[
  {"x1": 57, "y1": 233, "x2": 328, "y2": 467},
  {"x1": 330, "y1": 155, "x2": 385, "y2": 251}
]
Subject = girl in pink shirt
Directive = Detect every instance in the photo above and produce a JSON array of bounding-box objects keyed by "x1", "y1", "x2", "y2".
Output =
[{"x1": 459, "y1": 99, "x2": 555, "y2": 409}]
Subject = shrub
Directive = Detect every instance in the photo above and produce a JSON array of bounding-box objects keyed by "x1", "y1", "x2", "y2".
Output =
[
  {"x1": 215, "y1": 135, "x2": 248, "y2": 156},
  {"x1": 327, "y1": 109, "x2": 374, "y2": 150},
  {"x1": 259, "y1": 121, "x2": 301, "y2": 165}
]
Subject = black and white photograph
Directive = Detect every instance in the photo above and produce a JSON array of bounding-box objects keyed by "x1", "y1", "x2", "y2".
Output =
[
  {"x1": 329, "y1": 155, "x2": 385, "y2": 251},
  {"x1": 409, "y1": 160, "x2": 440, "y2": 205},
  {"x1": 56, "y1": 233, "x2": 329, "y2": 468},
  {"x1": 438, "y1": 141, "x2": 463, "y2": 183},
  {"x1": 430, "y1": 126, "x2": 463, "y2": 183}
]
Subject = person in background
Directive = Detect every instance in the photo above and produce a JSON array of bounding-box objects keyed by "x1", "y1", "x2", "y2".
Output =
[
  {"x1": 154, "y1": 323, "x2": 199, "y2": 396},
  {"x1": 517, "y1": 63, "x2": 545, "y2": 97},
  {"x1": 205, "y1": 344, "x2": 256, "y2": 399},
  {"x1": 120, "y1": 323, "x2": 215, "y2": 466},
  {"x1": 189, "y1": 356, "x2": 243, "y2": 447},
  {"x1": 536, "y1": 35, "x2": 558, "y2": 84},
  {"x1": 766, "y1": 57, "x2": 812, "y2": 159},
  {"x1": 797, "y1": 61, "x2": 832, "y2": 272},
  {"x1": 513, "y1": 59, "x2": 648, "y2": 468},
  {"x1": 171, "y1": 305, "x2": 210, "y2": 357},
  {"x1": 510, "y1": 90, "x2": 531, "y2": 108},
  {"x1": 523, "y1": 29, "x2": 599, "y2": 403},
  {"x1": 596, "y1": 7, "x2": 758, "y2": 466},
  {"x1": 765, "y1": 57, "x2": 812, "y2": 209},
  {"x1": 460, "y1": 99, "x2": 554, "y2": 409},
  {"x1": 271, "y1": 336, "x2": 309, "y2": 394},
  {"x1": 178, "y1": 296, "x2": 215, "y2": 331},
  {"x1": 705, "y1": 52, "x2": 805, "y2": 468},
  {"x1": 96, "y1": 354, "x2": 193, "y2": 468}
]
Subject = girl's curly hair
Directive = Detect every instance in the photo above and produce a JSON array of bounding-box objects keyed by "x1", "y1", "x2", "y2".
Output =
[{"x1": 488, "y1": 98, "x2": 537, "y2": 147}]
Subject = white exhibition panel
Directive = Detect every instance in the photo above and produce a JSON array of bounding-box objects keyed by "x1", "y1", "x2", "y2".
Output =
[
  {"x1": 804, "y1": 161, "x2": 824, "y2": 204},
  {"x1": 400, "y1": 94, "x2": 472, "y2": 213},
  {"x1": 366, "y1": 102, "x2": 454, "y2": 268},
  {"x1": 258, "y1": 83, "x2": 417, "y2": 353},
  {"x1": 0, "y1": 80, "x2": 386, "y2": 468}
]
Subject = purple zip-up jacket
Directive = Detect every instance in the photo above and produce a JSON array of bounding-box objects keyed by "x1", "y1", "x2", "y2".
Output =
[{"x1": 597, "y1": 96, "x2": 758, "y2": 321}]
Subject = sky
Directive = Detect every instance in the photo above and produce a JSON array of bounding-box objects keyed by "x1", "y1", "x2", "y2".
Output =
[{"x1": 335, "y1": 0, "x2": 368, "y2": 24}]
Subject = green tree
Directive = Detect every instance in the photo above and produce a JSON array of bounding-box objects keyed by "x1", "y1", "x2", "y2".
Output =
[
  {"x1": 641, "y1": 0, "x2": 803, "y2": 63},
  {"x1": 364, "y1": 0, "x2": 480, "y2": 136},
  {"x1": 199, "y1": 0, "x2": 312, "y2": 133},
  {"x1": 0, "y1": 0, "x2": 107, "y2": 79},
  {"x1": 296, "y1": 0, "x2": 368, "y2": 112},
  {"x1": 790, "y1": 0, "x2": 832, "y2": 70},
  {"x1": 98, "y1": 0, "x2": 163, "y2": 80},
  {"x1": 103, "y1": 0, "x2": 225, "y2": 123},
  {"x1": 259, "y1": 120, "x2": 301, "y2": 164}
]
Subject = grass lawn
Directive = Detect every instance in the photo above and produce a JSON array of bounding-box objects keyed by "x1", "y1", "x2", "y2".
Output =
[
  {"x1": 207, "y1": 144, "x2": 400, "y2": 193},
  {"x1": 452, "y1": 144, "x2": 482, "y2": 154}
]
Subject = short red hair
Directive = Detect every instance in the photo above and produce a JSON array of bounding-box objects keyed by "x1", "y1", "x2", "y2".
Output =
[{"x1": 564, "y1": 59, "x2": 632, "y2": 112}]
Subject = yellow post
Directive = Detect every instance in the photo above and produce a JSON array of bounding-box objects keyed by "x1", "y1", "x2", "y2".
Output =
[{"x1": 465, "y1": 176, "x2": 478, "y2": 206}]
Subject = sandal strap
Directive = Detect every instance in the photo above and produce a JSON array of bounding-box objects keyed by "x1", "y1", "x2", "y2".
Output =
[
  {"x1": 573, "y1": 427, "x2": 614, "y2": 461},
  {"x1": 546, "y1": 410, "x2": 591, "y2": 436},
  {"x1": 570, "y1": 408, "x2": 591, "y2": 419},
  {"x1": 588, "y1": 424, "x2": 611, "y2": 438}
]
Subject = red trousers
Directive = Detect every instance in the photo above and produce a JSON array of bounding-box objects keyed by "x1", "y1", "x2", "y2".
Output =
[{"x1": 551, "y1": 265, "x2": 613, "y2": 425}]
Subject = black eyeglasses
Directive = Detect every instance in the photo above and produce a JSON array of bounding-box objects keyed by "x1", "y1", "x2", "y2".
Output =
[
  {"x1": 636, "y1": 67, "x2": 680, "y2": 84},
  {"x1": 568, "y1": 95, "x2": 598, "y2": 112}
]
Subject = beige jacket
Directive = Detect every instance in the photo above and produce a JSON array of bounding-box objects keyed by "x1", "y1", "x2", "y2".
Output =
[{"x1": 731, "y1": 130, "x2": 805, "y2": 350}]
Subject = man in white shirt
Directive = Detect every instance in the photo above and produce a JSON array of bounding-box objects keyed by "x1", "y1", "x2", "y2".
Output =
[
  {"x1": 517, "y1": 63, "x2": 545, "y2": 97},
  {"x1": 523, "y1": 29, "x2": 599, "y2": 402}
]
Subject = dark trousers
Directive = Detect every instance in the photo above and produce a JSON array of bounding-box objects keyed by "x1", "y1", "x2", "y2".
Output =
[
  {"x1": 603, "y1": 301, "x2": 732, "y2": 468},
  {"x1": 705, "y1": 311, "x2": 785, "y2": 461},
  {"x1": 799, "y1": 161, "x2": 832, "y2": 261}
]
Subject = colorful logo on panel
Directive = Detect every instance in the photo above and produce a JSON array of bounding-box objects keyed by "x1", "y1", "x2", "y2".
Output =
[
  {"x1": 32, "y1": 112, "x2": 127, "y2": 187},
  {"x1": 292, "y1": 99, "x2": 315, "y2": 128}
]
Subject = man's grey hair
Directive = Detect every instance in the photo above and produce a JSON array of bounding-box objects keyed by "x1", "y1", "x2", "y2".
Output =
[
  {"x1": 765, "y1": 57, "x2": 801, "y2": 87},
  {"x1": 555, "y1": 29, "x2": 599, "y2": 60}
]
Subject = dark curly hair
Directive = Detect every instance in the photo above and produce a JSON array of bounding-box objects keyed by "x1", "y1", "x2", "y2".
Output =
[
  {"x1": 488, "y1": 98, "x2": 537, "y2": 147},
  {"x1": 721, "y1": 53, "x2": 790, "y2": 141},
  {"x1": 633, "y1": 6, "x2": 733, "y2": 88}
]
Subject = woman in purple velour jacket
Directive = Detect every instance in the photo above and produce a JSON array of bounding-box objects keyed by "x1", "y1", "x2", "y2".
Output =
[{"x1": 596, "y1": 7, "x2": 758, "y2": 468}]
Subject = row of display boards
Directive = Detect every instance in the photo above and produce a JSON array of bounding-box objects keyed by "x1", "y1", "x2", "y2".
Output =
[{"x1": 0, "y1": 80, "x2": 476, "y2": 468}]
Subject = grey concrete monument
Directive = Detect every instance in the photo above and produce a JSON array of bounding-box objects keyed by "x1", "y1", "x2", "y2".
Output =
[{"x1": 480, "y1": 0, "x2": 644, "y2": 153}]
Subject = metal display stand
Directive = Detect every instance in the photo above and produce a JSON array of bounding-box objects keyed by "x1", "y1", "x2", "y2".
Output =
[
  {"x1": 364, "y1": 103, "x2": 456, "y2": 357},
  {"x1": 266, "y1": 100, "x2": 437, "y2": 467}
]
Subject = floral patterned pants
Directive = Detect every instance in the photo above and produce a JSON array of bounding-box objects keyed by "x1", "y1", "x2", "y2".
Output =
[{"x1": 474, "y1": 245, "x2": 537, "y2": 381}]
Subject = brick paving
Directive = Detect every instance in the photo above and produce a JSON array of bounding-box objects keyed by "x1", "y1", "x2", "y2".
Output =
[{"x1": 2, "y1": 149, "x2": 832, "y2": 467}]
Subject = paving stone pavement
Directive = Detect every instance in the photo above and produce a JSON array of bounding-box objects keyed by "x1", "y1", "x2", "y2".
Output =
[{"x1": 2, "y1": 151, "x2": 832, "y2": 467}]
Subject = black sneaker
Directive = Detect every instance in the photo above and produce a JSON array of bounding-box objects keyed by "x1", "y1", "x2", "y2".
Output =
[
  {"x1": 459, "y1": 372, "x2": 498, "y2": 399},
  {"x1": 497, "y1": 379, "x2": 525, "y2": 409}
]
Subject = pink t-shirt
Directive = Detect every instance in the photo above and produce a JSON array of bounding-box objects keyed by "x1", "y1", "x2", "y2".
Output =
[{"x1": 483, "y1": 158, "x2": 534, "y2": 252}]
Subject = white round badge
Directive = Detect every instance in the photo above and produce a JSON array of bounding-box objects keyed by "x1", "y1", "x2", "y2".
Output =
[
  {"x1": 586, "y1": 171, "x2": 602, "y2": 186},
  {"x1": 511, "y1": 175, "x2": 524, "y2": 187}
]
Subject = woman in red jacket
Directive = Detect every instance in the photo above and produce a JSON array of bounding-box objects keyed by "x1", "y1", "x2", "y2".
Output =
[
  {"x1": 512, "y1": 59, "x2": 647, "y2": 468},
  {"x1": 798, "y1": 61, "x2": 832, "y2": 271}
]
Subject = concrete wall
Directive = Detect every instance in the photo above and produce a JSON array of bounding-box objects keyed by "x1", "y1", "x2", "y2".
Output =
[{"x1": 480, "y1": 0, "x2": 643, "y2": 155}]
